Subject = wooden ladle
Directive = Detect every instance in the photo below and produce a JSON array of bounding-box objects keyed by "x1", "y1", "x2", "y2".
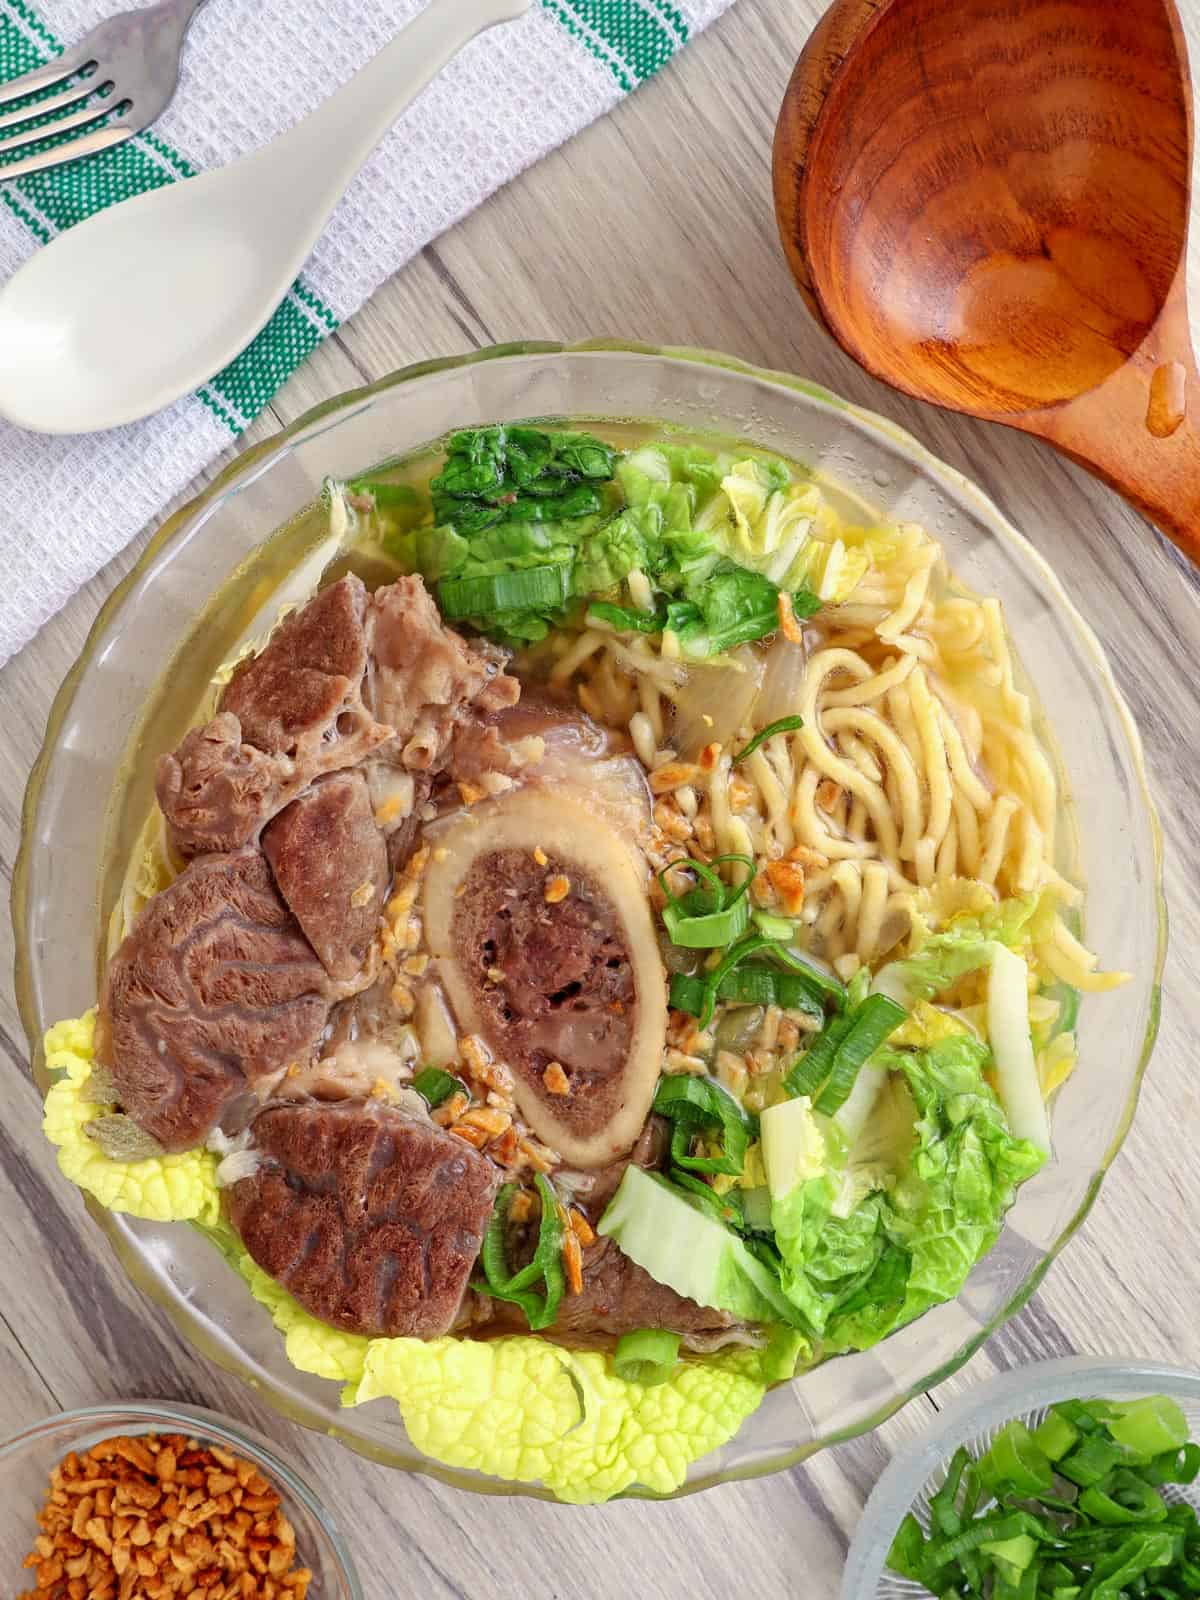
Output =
[{"x1": 773, "y1": 0, "x2": 1200, "y2": 560}]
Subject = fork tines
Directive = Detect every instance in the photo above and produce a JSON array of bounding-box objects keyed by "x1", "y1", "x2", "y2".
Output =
[{"x1": 0, "y1": 26, "x2": 135, "y2": 182}]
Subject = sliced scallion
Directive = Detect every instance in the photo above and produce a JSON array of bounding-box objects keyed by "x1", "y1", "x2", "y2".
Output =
[
  {"x1": 691, "y1": 932, "x2": 777, "y2": 1028},
  {"x1": 476, "y1": 1173, "x2": 564, "y2": 1332},
  {"x1": 1107, "y1": 1395, "x2": 1190, "y2": 1458},
  {"x1": 662, "y1": 894, "x2": 750, "y2": 949},
  {"x1": 411, "y1": 1066, "x2": 465, "y2": 1108},
  {"x1": 437, "y1": 563, "x2": 570, "y2": 619},
  {"x1": 652, "y1": 1074, "x2": 755, "y2": 1177},
  {"x1": 785, "y1": 1012, "x2": 854, "y2": 1099},
  {"x1": 713, "y1": 965, "x2": 780, "y2": 1008},
  {"x1": 613, "y1": 1328, "x2": 681, "y2": 1386},
  {"x1": 751, "y1": 909, "x2": 798, "y2": 941},
  {"x1": 731, "y1": 715, "x2": 805, "y2": 765},
  {"x1": 813, "y1": 994, "x2": 907, "y2": 1116},
  {"x1": 668, "y1": 973, "x2": 708, "y2": 1014},
  {"x1": 670, "y1": 962, "x2": 825, "y2": 1019},
  {"x1": 773, "y1": 946, "x2": 849, "y2": 1010},
  {"x1": 1033, "y1": 1408, "x2": 1080, "y2": 1463},
  {"x1": 1057, "y1": 1434, "x2": 1127, "y2": 1488},
  {"x1": 723, "y1": 963, "x2": 826, "y2": 1016},
  {"x1": 658, "y1": 854, "x2": 755, "y2": 949},
  {"x1": 979, "y1": 1421, "x2": 1054, "y2": 1497},
  {"x1": 888, "y1": 1395, "x2": 1200, "y2": 1599}
]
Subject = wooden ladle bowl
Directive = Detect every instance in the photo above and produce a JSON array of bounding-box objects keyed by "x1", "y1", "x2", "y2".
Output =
[{"x1": 774, "y1": 0, "x2": 1200, "y2": 559}]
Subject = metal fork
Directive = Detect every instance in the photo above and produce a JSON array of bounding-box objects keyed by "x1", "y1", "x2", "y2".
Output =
[{"x1": 0, "y1": 0, "x2": 207, "y2": 183}]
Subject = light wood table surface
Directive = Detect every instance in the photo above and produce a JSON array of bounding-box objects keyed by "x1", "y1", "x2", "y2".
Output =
[{"x1": 2, "y1": 2, "x2": 1198, "y2": 1595}]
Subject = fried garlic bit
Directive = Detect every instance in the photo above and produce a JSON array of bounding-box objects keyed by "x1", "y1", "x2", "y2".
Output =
[{"x1": 19, "y1": 1433, "x2": 312, "y2": 1600}]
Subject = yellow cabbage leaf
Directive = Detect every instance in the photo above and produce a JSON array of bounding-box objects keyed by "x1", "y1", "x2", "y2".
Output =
[
  {"x1": 42, "y1": 1012, "x2": 220, "y2": 1225},
  {"x1": 343, "y1": 1330, "x2": 790, "y2": 1504},
  {"x1": 42, "y1": 1013, "x2": 799, "y2": 1504}
]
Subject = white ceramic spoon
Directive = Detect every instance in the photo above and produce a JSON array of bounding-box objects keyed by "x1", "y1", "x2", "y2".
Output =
[{"x1": 0, "y1": 0, "x2": 531, "y2": 434}]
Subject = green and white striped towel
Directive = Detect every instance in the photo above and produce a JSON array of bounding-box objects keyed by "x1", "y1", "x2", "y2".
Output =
[{"x1": 0, "y1": 0, "x2": 733, "y2": 662}]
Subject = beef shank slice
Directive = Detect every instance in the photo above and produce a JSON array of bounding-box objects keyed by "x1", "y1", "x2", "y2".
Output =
[
  {"x1": 552, "y1": 1236, "x2": 734, "y2": 1343},
  {"x1": 423, "y1": 787, "x2": 667, "y2": 1168},
  {"x1": 485, "y1": 1118, "x2": 732, "y2": 1345},
  {"x1": 157, "y1": 576, "x2": 392, "y2": 857},
  {"x1": 154, "y1": 713, "x2": 286, "y2": 859},
  {"x1": 229, "y1": 1101, "x2": 499, "y2": 1338},
  {"x1": 222, "y1": 573, "x2": 381, "y2": 759},
  {"x1": 366, "y1": 576, "x2": 518, "y2": 773},
  {"x1": 479, "y1": 1232, "x2": 733, "y2": 1347},
  {"x1": 98, "y1": 850, "x2": 330, "y2": 1152},
  {"x1": 262, "y1": 770, "x2": 388, "y2": 982}
]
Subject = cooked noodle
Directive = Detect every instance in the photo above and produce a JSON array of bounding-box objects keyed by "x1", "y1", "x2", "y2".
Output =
[{"x1": 561, "y1": 512, "x2": 1121, "y2": 994}]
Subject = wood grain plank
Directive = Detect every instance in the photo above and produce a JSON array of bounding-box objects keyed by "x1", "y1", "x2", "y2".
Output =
[{"x1": 0, "y1": 0, "x2": 1197, "y2": 1593}]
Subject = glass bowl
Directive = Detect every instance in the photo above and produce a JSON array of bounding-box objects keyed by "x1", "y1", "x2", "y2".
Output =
[
  {"x1": 0, "y1": 1401, "x2": 361, "y2": 1597},
  {"x1": 12, "y1": 341, "x2": 1165, "y2": 1499},
  {"x1": 841, "y1": 1357, "x2": 1200, "y2": 1599}
]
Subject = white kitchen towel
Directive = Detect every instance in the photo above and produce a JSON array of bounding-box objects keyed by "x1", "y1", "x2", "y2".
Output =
[{"x1": 0, "y1": 0, "x2": 734, "y2": 663}]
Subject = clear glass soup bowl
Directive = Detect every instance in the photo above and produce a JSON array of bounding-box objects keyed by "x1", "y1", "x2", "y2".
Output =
[{"x1": 12, "y1": 342, "x2": 1164, "y2": 1499}]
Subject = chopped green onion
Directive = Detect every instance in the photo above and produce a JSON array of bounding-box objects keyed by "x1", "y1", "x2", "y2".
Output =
[
  {"x1": 658, "y1": 856, "x2": 727, "y2": 917},
  {"x1": 1144, "y1": 1442, "x2": 1200, "y2": 1485},
  {"x1": 613, "y1": 1328, "x2": 681, "y2": 1386},
  {"x1": 652, "y1": 1074, "x2": 755, "y2": 1177},
  {"x1": 813, "y1": 994, "x2": 907, "y2": 1116},
  {"x1": 410, "y1": 1067, "x2": 466, "y2": 1108},
  {"x1": 662, "y1": 895, "x2": 750, "y2": 949},
  {"x1": 887, "y1": 1514, "x2": 928, "y2": 1582},
  {"x1": 438, "y1": 564, "x2": 571, "y2": 618},
  {"x1": 979, "y1": 1421, "x2": 1054, "y2": 1497},
  {"x1": 930, "y1": 1445, "x2": 972, "y2": 1537},
  {"x1": 670, "y1": 961, "x2": 826, "y2": 1020},
  {"x1": 1058, "y1": 1434, "x2": 1127, "y2": 1487},
  {"x1": 658, "y1": 855, "x2": 755, "y2": 948},
  {"x1": 1077, "y1": 1470, "x2": 1169, "y2": 1526},
  {"x1": 786, "y1": 992, "x2": 903, "y2": 1106},
  {"x1": 889, "y1": 1393, "x2": 1200, "y2": 1600},
  {"x1": 925, "y1": 1511, "x2": 1047, "y2": 1570},
  {"x1": 752, "y1": 909, "x2": 797, "y2": 941},
  {"x1": 773, "y1": 947, "x2": 849, "y2": 1010},
  {"x1": 668, "y1": 973, "x2": 708, "y2": 1014},
  {"x1": 1106, "y1": 1396, "x2": 1190, "y2": 1457},
  {"x1": 667, "y1": 930, "x2": 834, "y2": 1033},
  {"x1": 1054, "y1": 1399, "x2": 1108, "y2": 1435},
  {"x1": 476, "y1": 1173, "x2": 564, "y2": 1332},
  {"x1": 769, "y1": 971, "x2": 828, "y2": 1015},
  {"x1": 785, "y1": 1012, "x2": 855, "y2": 1098},
  {"x1": 731, "y1": 715, "x2": 805, "y2": 765},
  {"x1": 711, "y1": 964, "x2": 780, "y2": 1008},
  {"x1": 724, "y1": 964, "x2": 824, "y2": 1014},
  {"x1": 980, "y1": 1534, "x2": 1038, "y2": 1572},
  {"x1": 1034, "y1": 1409, "x2": 1081, "y2": 1463},
  {"x1": 691, "y1": 932, "x2": 778, "y2": 1029}
]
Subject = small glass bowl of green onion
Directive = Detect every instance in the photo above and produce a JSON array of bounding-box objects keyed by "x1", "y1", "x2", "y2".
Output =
[{"x1": 841, "y1": 1358, "x2": 1200, "y2": 1599}]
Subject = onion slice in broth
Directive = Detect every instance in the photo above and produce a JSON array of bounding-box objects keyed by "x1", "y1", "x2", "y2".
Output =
[
  {"x1": 754, "y1": 632, "x2": 810, "y2": 732},
  {"x1": 671, "y1": 647, "x2": 765, "y2": 757}
]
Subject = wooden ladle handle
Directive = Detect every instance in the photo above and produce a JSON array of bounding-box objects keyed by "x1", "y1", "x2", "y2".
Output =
[{"x1": 1024, "y1": 275, "x2": 1200, "y2": 562}]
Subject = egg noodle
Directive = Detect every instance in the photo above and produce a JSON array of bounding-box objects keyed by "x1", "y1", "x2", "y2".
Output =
[{"x1": 541, "y1": 513, "x2": 1122, "y2": 1005}]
